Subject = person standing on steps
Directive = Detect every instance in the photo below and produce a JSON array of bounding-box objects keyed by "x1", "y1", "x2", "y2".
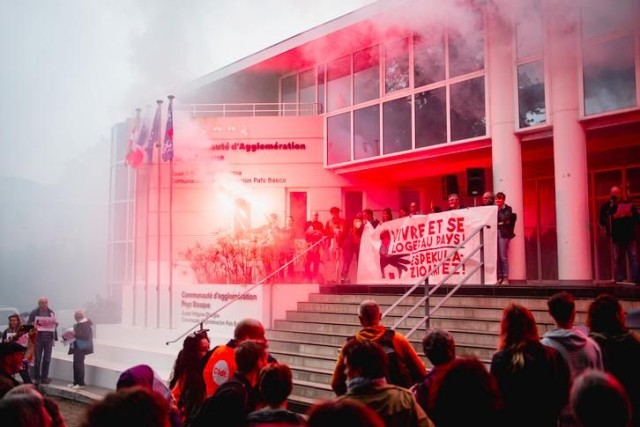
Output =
[{"x1": 27, "y1": 297, "x2": 57, "y2": 385}]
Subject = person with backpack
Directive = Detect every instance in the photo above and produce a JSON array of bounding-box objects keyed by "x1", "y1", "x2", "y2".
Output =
[
  {"x1": 331, "y1": 300, "x2": 426, "y2": 396},
  {"x1": 193, "y1": 340, "x2": 269, "y2": 427},
  {"x1": 336, "y1": 339, "x2": 430, "y2": 427}
]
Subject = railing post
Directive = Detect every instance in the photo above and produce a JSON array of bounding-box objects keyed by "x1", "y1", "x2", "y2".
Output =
[
  {"x1": 480, "y1": 226, "x2": 485, "y2": 285},
  {"x1": 424, "y1": 277, "x2": 430, "y2": 331}
]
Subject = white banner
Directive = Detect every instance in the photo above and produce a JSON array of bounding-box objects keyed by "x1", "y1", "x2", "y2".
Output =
[{"x1": 357, "y1": 206, "x2": 498, "y2": 285}]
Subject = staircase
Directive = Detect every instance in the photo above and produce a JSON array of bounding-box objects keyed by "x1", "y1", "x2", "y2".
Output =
[{"x1": 266, "y1": 284, "x2": 640, "y2": 412}]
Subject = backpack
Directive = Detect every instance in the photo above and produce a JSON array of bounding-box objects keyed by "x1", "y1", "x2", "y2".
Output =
[
  {"x1": 378, "y1": 329, "x2": 414, "y2": 388},
  {"x1": 348, "y1": 329, "x2": 413, "y2": 388}
]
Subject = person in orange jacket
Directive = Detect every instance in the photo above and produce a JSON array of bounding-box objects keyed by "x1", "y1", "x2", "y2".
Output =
[
  {"x1": 202, "y1": 318, "x2": 276, "y2": 397},
  {"x1": 331, "y1": 300, "x2": 427, "y2": 396}
]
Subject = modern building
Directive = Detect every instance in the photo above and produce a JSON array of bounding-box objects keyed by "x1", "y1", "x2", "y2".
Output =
[{"x1": 108, "y1": 0, "x2": 640, "y2": 317}]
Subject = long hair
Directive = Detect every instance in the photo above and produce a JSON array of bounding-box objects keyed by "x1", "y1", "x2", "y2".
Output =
[
  {"x1": 498, "y1": 304, "x2": 539, "y2": 370},
  {"x1": 169, "y1": 331, "x2": 209, "y2": 417}
]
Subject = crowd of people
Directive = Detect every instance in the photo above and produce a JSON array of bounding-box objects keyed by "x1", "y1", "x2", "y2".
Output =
[
  {"x1": 253, "y1": 184, "x2": 640, "y2": 287},
  {"x1": 2, "y1": 291, "x2": 638, "y2": 426},
  {"x1": 295, "y1": 190, "x2": 517, "y2": 285}
]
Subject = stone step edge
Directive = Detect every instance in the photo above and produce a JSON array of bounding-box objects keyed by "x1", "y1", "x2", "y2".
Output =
[{"x1": 267, "y1": 335, "x2": 498, "y2": 352}]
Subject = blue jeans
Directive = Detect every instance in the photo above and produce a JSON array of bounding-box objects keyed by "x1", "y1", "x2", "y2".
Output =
[
  {"x1": 33, "y1": 339, "x2": 53, "y2": 381},
  {"x1": 498, "y1": 236, "x2": 511, "y2": 279},
  {"x1": 612, "y1": 240, "x2": 640, "y2": 283}
]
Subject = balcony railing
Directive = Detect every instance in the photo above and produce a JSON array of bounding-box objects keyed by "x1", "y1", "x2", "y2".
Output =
[{"x1": 176, "y1": 102, "x2": 323, "y2": 117}]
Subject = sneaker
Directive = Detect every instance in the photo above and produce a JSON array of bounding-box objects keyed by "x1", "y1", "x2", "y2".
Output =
[
  {"x1": 67, "y1": 383, "x2": 76, "y2": 388},
  {"x1": 72, "y1": 384, "x2": 85, "y2": 390}
]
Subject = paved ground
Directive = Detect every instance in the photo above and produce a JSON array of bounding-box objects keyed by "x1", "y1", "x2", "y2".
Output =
[
  {"x1": 51, "y1": 396, "x2": 90, "y2": 427},
  {"x1": 38, "y1": 379, "x2": 112, "y2": 427}
]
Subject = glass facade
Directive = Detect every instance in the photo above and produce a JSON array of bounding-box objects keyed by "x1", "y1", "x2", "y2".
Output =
[
  {"x1": 354, "y1": 105, "x2": 380, "y2": 160},
  {"x1": 327, "y1": 112, "x2": 351, "y2": 164},
  {"x1": 385, "y1": 38, "x2": 410, "y2": 93},
  {"x1": 517, "y1": 61, "x2": 546, "y2": 128},
  {"x1": 415, "y1": 87, "x2": 447, "y2": 148},
  {"x1": 414, "y1": 30, "x2": 445, "y2": 88},
  {"x1": 581, "y1": 0, "x2": 638, "y2": 116},
  {"x1": 327, "y1": 56, "x2": 351, "y2": 112},
  {"x1": 321, "y1": 14, "x2": 486, "y2": 165},
  {"x1": 450, "y1": 77, "x2": 486, "y2": 141},
  {"x1": 354, "y1": 46, "x2": 380, "y2": 104},
  {"x1": 383, "y1": 96, "x2": 412, "y2": 154},
  {"x1": 281, "y1": 75, "x2": 297, "y2": 116},
  {"x1": 515, "y1": 0, "x2": 547, "y2": 129},
  {"x1": 583, "y1": 37, "x2": 637, "y2": 115}
]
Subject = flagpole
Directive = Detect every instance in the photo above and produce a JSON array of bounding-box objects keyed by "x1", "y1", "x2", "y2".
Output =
[
  {"x1": 154, "y1": 99, "x2": 163, "y2": 329},
  {"x1": 167, "y1": 95, "x2": 175, "y2": 330},
  {"x1": 140, "y1": 105, "x2": 152, "y2": 329},
  {"x1": 144, "y1": 160, "x2": 151, "y2": 328},
  {"x1": 131, "y1": 108, "x2": 141, "y2": 327}
]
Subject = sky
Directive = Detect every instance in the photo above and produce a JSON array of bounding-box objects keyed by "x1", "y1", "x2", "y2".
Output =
[
  {"x1": 0, "y1": 0, "x2": 375, "y2": 185},
  {"x1": 0, "y1": 0, "x2": 374, "y2": 313}
]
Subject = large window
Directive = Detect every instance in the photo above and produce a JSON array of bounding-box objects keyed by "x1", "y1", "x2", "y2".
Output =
[
  {"x1": 322, "y1": 9, "x2": 487, "y2": 166},
  {"x1": 414, "y1": 28, "x2": 445, "y2": 88},
  {"x1": 354, "y1": 46, "x2": 380, "y2": 104},
  {"x1": 450, "y1": 77, "x2": 486, "y2": 141},
  {"x1": 581, "y1": 0, "x2": 638, "y2": 116},
  {"x1": 383, "y1": 97, "x2": 412, "y2": 154},
  {"x1": 327, "y1": 56, "x2": 351, "y2": 112},
  {"x1": 385, "y1": 38, "x2": 410, "y2": 93},
  {"x1": 327, "y1": 113, "x2": 351, "y2": 165},
  {"x1": 515, "y1": 0, "x2": 546, "y2": 129},
  {"x1": 415, "y1": 87, "x2": 447, "y2": 148},
  {"x1": 518, "y1": 61, "x2": 546, "y2": 128},
  {"x1": 299, "y1": 69, "x2": 316, "y2": 115},
  {"x1": 281, "y1": 75, "x2": 297, "y2": 116},
  {"x1": 354, "y1": 105, "x2": 380, "y2": 160}
]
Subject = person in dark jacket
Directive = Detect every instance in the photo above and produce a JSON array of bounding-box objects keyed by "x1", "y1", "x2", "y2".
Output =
[
  {"x1": 27, "y1": 297, "x2": 57, "y2": 384},
  {"x1": 246, "y1": 363, "x2": 305, "y2": 426},
  {"x1": 495, "y1": 192, "x2": 516, "y2": 284},
  {"x1": 587, "y1": 294, "x2": 640, "y2": 426},
  {"x1": 599, "y1": 186, "x2": 640, "y2": 284},
  {"x1": 412, "y1": 328, "x2": 456, "y2": 413},
  {"x1": 67, "y1": 309, "x2": 93, "y2": 389},
  {"x1": 490, "y1": 304, "x2": 570, "y2": 427},
  {"x1": 194, "y1": 340, "x2": 269, "y2": 427}
]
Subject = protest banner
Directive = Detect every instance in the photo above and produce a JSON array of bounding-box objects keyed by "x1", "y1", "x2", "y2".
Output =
[
  {"x1": 34, "y1": 316, "x2": 57, "y2": 332},
  {"x1": 357, "y1": 206, "x2": 497, "y2": 285}
]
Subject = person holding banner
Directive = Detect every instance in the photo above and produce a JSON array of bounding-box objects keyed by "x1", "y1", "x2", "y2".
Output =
[
  {"x1": 27, "y1": 297, "x2": 57, "y2": 385},
  {"x1": 340, "y1": 214, "x2": 364, "y2": 284},
  {"x1": 496, "y1": 192, "x2": 516, "y2": 285},
  {"x1": 325, "y1": 207, "x2": 346, "y2": 284}
]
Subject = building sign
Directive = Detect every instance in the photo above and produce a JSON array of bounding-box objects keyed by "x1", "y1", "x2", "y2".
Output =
[
  {"x1": 174, "y1": 284, "x2": 264, "y2": 337},
  {"x1": 357, "y1": 206, "x2": 498, "y2": 285}
]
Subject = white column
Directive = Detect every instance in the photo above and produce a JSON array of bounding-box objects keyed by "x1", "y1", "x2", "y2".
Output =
[
  {"x1": 547, "y1": 0, "x2": 592, "y2": 281},
  {"x1": 487, "y1": 2, "x2": 526, "y2": 281}
]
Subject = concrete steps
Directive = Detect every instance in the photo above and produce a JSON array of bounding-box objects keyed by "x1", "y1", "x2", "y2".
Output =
[{"x1": 270, "y1": 289, "x2": 612, "y2": 410}]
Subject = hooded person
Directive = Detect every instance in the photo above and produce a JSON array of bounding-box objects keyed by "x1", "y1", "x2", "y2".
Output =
[
  {"x1": 541, "y1": 292, "x2": 603, "y2": 426},
  {"x1": 117, "y1": 364, "x2": 181, "y2": 427}
]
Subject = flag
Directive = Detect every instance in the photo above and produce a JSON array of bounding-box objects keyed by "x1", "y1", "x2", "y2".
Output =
[
  {"x1": 147, "y1": 101, "x2": 162, "y2": 164},
  {"x1": 136, "y1": 110, "x2": 150, "y2": 164},
  {"x1": 125, "y1": 109, "x2": 143, "y2": 168},
  {"x1": 162, "y1": 96, "x2": 174, "y2": 162}
]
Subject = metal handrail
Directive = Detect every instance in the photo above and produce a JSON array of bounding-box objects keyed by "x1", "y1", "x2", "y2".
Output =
[
  {"x1": 165, "y1": 236, "x2": 327, "y2": 345},
  {"x1": 384, "y1": 224, "x2": 490, "y2": 340},
  {"x1": 381, "y1": 225, "x2": 490, "y2": 319},
  {"x1": 176, "y1": 102, "x2": 322, "y2": 118}
]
